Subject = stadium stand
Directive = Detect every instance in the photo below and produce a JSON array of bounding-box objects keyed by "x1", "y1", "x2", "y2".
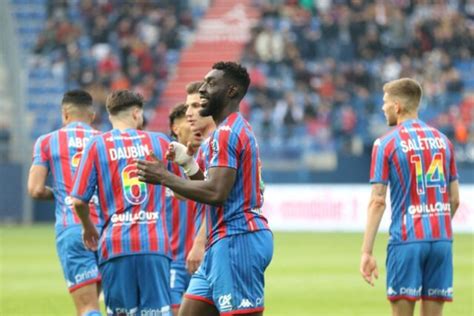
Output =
[
  {"x1": 7, "y1": 0, "x2": 474, "y2": 181},
  {"x1": 239, "y1": 1, "x2": 474, "y2": 170}
]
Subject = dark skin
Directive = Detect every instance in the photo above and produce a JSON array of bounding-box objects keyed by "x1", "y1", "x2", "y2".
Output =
[
  {"x1": 137, "y1": 69, "x2": 240, "y2": 206},
  {"x1": 137, "y1": 69, "x2": 264, "y2": 316}
]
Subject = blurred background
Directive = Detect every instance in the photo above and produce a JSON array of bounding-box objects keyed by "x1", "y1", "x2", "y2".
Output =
[
  {"x1": 0, "y1": 1, "x2": 473, "y2": 315},
  {"x1": 1, "y1": 0, "x2": 473, "y2": 225}
]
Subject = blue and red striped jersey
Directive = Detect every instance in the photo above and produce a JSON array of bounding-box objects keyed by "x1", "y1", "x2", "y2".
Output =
[
  {"x1": 199, "y1": 112, "x2": 270, "y2": 247},
  {"x1": 71, "y1": 128, "x2": 173, "y2": 264},
  {"x1": 168, "y1": 164, "x2": 205, "y2": 263},
  {"x1": 32, "y1": 122, "x2": 102, "y2": 234},
  {"x1": 370, "y1": 119, "x2": 458, "y2": 244}
]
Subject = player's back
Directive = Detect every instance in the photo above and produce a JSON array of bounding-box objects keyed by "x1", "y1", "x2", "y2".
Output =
[
  {"x1": 202, "y1": 112, "x2": 270, "y2": 246},
  {"x1": 75, "y1": 128, "x2": 172, "y2": 263},
  {"x1": 370, "y1": 119, "x2": 458, "y2": 244},
  {"x1": 32, "y1": 122, "x2": 102, "y2": 233}
]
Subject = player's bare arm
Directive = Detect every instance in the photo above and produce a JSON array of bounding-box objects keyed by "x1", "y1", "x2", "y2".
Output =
[
  {"x1": 448, "y1": 180, "x2": 460, "y2": 218},
  {"x1": 72, "y1": 198, "x2": 99, "y2": 251},
  {"x1": 27, "y1": 165, "x2": 54, "y2": 200},
  {"x1": 360, "y1": 183, "x2": 387, "y2": 286},
  {"x1": 186, "y1": 219, "x2": 207, "y2": 274},
  {"x1": 137, "y1": 154, "x2": 236, "y2": 206}
]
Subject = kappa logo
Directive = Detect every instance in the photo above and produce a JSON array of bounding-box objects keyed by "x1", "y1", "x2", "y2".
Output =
[
  {"x1": 218, "y1": 294, "x2": 232, "y2": 311},
  {"x1": 218, "y1": 125, "x2": 232, "y2": 132},
  {"x1": 387, "y1": 287, "x2": 397, "y2": 296},
  {"x1": 238, "y1": 299, "x2": 254, "y2": 309}
]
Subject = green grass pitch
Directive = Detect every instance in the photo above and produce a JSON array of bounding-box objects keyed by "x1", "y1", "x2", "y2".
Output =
[{"x1": 1, "y1": 226, "x2": 472, "y2": 315}]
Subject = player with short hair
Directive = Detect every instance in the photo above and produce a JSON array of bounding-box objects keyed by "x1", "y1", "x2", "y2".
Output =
[
  {"x1": 137, "y1": 62, "x2": 273, "y2": 316},
  {"x1": 360, "y1": 78, "x2": 460, "y2": 316},
  {"x1": 71, "y1": 90, "x2": 174, "y2": 315},
  {"x1": 28, "y1": 90, "x2": 103, "y2": 316},
  {"x1": 167, "y1": 101, "x2": 205, "y2": 316}
]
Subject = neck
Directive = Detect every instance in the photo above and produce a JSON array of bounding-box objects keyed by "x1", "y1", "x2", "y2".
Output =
[
  {"x1": 397, "y1": 112, "x2": 418, "y2": 125},
  {"x1": 212, "y1": 102, "x2": 239, "y2": 126},
  {"x1": 202, "y1": 123, "x2": 216, "y2": 138},
  {"x1": 64, "y1": 118, "x2": 90, "y2": 126},
  {"x1": 111, "y1": 117, "x2": 136, "y2": 130}
]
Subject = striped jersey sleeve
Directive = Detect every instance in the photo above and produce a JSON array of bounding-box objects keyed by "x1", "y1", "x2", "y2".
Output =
[
  {"x1": 369, "y1": 137, "x2": 392, "y2": 184},
  {"x1": 208, "y1": 128, "x2": 239, "y2": 170},
  {"x1": 32, "y1": 134, "x2": 51, "y2": 168},
  {"x1": 71, "y1": 139, "x2": 98, "y2": 203}
]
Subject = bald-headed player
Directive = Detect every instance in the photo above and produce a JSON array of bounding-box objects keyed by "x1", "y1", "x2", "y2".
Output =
[
  {"x1": 361, "y1": 78, "x2": 460, "y2": 316},
  {"x1": 137, "y1": 62, "x2": 273, "y2": 316},
  {"x1": 28, "y1": 90, "x2": 103, "y2": 316}
]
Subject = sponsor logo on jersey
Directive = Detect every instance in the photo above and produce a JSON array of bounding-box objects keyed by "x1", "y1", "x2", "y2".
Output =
[
  {"x1": 387, "y1": 287, "x2": 397, "y2": 296},
  {"x1": 218, "y1": 293, "x2": 232, "y2": 311},
  {"x1": 111, "y1": 210, "x2": 159, "y2": 225},
  {"x1": 75, "y1": 266, "x2": 99, "y2": 284},
  {"x1": 218, "y1": 125, "x2": 232, "y2": 132},
  {"x1": 238, "y1": 299, "x2": 254, "y2": 309},
  {"x1": 140, "y1": 306, "x2": 170, "y2": 315},
  {"x1": 408, "y1": 202, "x2": 451, "y2": 216},
  {"x1": 428, "y1": 287, "x2": 453, "y2": 297},
  {"x1": 400, "y1": 286, "x2": 422, "y2": 297}
]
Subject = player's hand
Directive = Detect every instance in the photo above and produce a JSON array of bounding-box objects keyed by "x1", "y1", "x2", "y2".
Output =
[
  {"x1": 165, "y1": 143, "x2": 176, "y2": 162},
  {"x1": 136, "y1": 153, "x2": 168, "y2": 184},
  {"x1": 82, "y1": 224, "x2": 99, "y2": 251},
  {"x1": 360, "y1": 252, "x2": 378, "y2": 286},
  {"x1": 186, "y1": 241, "x2": 205, "y2": 274}
]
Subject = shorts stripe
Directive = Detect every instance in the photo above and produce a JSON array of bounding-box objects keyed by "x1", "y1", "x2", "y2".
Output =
[
  {"x1": 387, "y1": 295, "x2": 419, "y2": 302},
  {"x1": 184, "y1": 294, "x2": 214, "y2": 306},
  {"x1": 68, "y1": 277, "x2": 101, "y2": 293},
  {"x1": 221, "y1": 307, "x2": 265, "y2": 315}
]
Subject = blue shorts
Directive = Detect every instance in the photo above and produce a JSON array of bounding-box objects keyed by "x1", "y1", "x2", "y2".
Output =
[
  {"x1": 185, "y1": 230, "x2": 273, "y2": 315},
  {"x1": 170, "y1": 261, "x2": 192, "y2": 308},
  {"x1": 100, "y1": 254, "x2": 171, "y2": 316},
  {"x1": 56, "y1": 226, "x2": 101, "y2": 292},
  {"x1": 386, "y1": 241, "x2": 453, "y2": 302}
]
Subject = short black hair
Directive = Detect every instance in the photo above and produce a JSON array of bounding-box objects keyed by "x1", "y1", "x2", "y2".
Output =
[
  {"x1": 169, "y1": 103, "x2": 188, "y2": 138},
  {"x1": 62, "y1": 90, "x2": 93, "y2": 107},
  {"x1": 212, "y1": 61, "x2": 251, "y2": 97},
  {"x1": 106, "y1": 90, "x2": 144, "y2": 115}
]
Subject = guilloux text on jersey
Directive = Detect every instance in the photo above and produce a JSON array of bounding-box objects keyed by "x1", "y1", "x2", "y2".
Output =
[
  {"x1": 109, "y1": 145, "x2": 150, "y2": 161},
  {"x1": 400, "y1": 137, "x2": 446, "y2": 153}
]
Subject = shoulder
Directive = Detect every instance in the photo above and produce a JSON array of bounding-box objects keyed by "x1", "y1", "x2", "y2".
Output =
[
  {"x1": 34, "y1": 130, "x2": 56, "y2": 147},
  {"x1": 144, "y1": 131, "x2": 171, "y2": 142},
  {"x1": 373, "y1": 127, "x2": 400, "y2": 148}
]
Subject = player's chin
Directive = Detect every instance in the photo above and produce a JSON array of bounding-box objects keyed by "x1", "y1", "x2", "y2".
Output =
[{"x1": 199, "y1": 107, "x2": 213, "y2": 117}]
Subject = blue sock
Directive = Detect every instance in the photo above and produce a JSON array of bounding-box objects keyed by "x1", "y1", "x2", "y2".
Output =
[{"x1": 82, "y1": 310, "x2": 101, "y2": 316}]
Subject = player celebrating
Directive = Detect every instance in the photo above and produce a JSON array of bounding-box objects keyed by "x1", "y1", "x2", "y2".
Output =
[
  {"x1": 71, "y1": 90, "x2": 173, "y2": 315},
  {"x1": 360, "y1": 78, "x2": 460, "y2": 316},
  {"x1": 28, "y1": 90, "x2": 102, "y2": 316},
  {"x1": 137, "y1": 62, "x2": 273, "y2": 316}
]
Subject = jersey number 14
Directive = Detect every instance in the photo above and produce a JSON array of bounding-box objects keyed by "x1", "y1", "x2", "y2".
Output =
[{"x1": 410, "y1": 153, "x2": 446, "y2": 195}]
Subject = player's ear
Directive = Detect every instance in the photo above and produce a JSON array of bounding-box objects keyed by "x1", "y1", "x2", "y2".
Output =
[
  {"x1": 89, "y1": 109, "x2": 96, "y2": 124},
  {"x1": 171, "y1": 123, "x2": 179, "y2": 139},
  {"x1": 62, "y1": 108, "x2": 69, "y2": 124},
  {"x1": 228, "y1": 85, "x2": 238, "y2": 99}
]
